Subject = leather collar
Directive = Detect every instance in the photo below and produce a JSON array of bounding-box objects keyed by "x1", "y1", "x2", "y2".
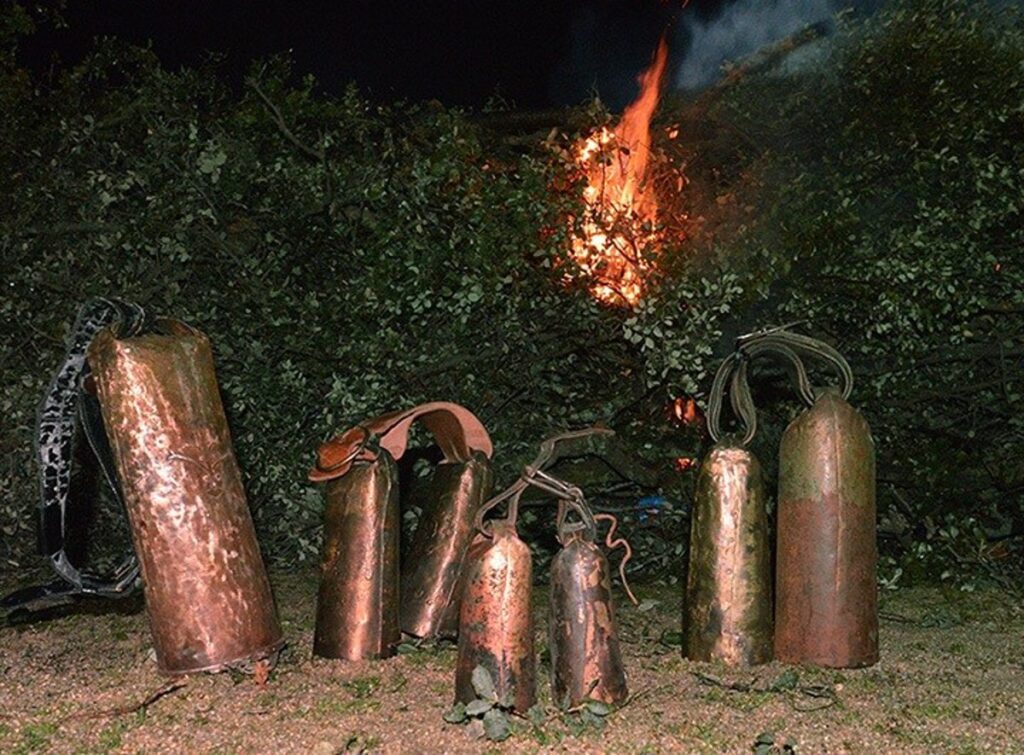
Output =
[{"x1": 310, "y1": 401, "x2": 492, "y2": 482}]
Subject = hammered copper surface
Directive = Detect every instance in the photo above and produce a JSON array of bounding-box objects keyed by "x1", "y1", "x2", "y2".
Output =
[
  {"x1": 314, "y1": 452, "x2": 401, "y2": 661},
  {"x1": 88, "y1": 320, "x2": 283, "y2": 675},
  {"x1": 454, "y1": 523, "x2": 536, "y2": 713},
  {"x1": 775, "y1": 389, "x2": 878, "y2": 668},
  {"x1": 684, "y1": 443, "x2": 772, "y2": 666},
  {"x1": 400, "y1": 452, "x2": 493, "y2": 639},
  {"x1": 549, "y1": 534, "x2": 628, "y2": 706}
]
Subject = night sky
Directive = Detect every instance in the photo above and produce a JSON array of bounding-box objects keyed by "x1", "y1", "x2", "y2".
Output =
[{"x1": 19, "y1": 1, "x2": 729, "y2": 109}]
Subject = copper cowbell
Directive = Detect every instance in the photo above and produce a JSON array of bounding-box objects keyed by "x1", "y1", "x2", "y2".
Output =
[
  {"x1": 684, "y1": 440, "x2": 773, "y2": 666},
  {"x1": 309, "y1": 403, "x2": 493, "y2": 658},
  {"x1": 775, "y1": 388, "x2": 878, "y2": 668},
  {"x1": 401, "y1": 451, "x2": 493, "y2": 639},
  {"x1": 549, "y1": 502, "x2": 629, "y2": 706},
  {"x1": 313, "y1": 443, "x2": 401, "y2": 661},
  {"x1": 88, "y1": 320, "x2": 283, "y2": 675},
  {"x1": 455, "y1": 506, "x2": 535, "y2": 712}
]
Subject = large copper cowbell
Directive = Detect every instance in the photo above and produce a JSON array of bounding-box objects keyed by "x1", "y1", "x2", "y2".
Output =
[
  {"x1": 549, "y1": 503, "x2": 628, "y2": 706},
  {"x1": 684, "y1": 441, "x2": 773, "y2": 665},
  {"x1": 88, "y1": 320, "x2": 283, "y2": 674},
  {"x1": 775, "y1": 388, "x2": 878, "y2": 668},
  {"x1": 309, "y1": 402, "x2": 493, "y2": 659}
]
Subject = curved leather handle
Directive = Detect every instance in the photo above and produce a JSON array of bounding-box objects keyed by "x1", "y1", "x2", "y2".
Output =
[{"x1": 310, "y1": 401, "x2": 492, "y2": 482}]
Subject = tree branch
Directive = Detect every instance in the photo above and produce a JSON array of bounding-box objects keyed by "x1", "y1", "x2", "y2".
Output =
[{"x1": 247, "y1": 79, "x2": 325, "y2": 162}]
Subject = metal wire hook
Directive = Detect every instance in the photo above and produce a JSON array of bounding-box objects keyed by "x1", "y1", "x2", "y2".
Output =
[{"x1": 594, "y1": 513, "x2": 639, "y2": 606}]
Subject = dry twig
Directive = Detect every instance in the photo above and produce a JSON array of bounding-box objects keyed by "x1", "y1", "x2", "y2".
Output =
[{"x1": 66, "y1": 679, "x2": 187, "y2": 722}]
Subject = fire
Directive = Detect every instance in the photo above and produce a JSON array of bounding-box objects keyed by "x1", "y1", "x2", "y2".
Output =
[
  {"x1": 674, "y1": 457, "x2": 696, "y2": 472},
  {"x1": 668, "y1": 396, "x2": 703, "y2": 427},
  {"x1": 571, "y1": 39, "x2": 671, "y2": 306}
]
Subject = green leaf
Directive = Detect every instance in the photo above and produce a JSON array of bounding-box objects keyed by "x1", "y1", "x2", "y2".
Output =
[
  {"x1": 579, "y1": 708, "x2": 607, "y2": 730},
  {"x1": 660, "y1": 630, "x2": 684, "y2": 647},
  {"x1": 443, "y1": 702, "x2": 467, "y2": 724},
  {"x1": 471, "y1": 665, "x2": 497, "y2": 701},
  {"x1": 770, "y1": 669, "x2": 799, "y2": 692},
  {"x1": 464, "y1": 699, "x2": 493, "y2": 717},
  {"x1": 482, "y1": 708, "x2": 511, "y2": 742},
  {"x1": 585, "y1": 700, "x2": 612, "y2": 717},
  {"x1": 527, "y1": 704, "x2": 547, "y2": 726}
]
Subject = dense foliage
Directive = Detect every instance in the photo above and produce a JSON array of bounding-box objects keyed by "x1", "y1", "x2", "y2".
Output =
[
  {"x1": 1, "y1": 0, "x2": 1020, "y2": 588},
  {"x1": 712, "y1": 0, "x2": 1024, "y2": 587}
]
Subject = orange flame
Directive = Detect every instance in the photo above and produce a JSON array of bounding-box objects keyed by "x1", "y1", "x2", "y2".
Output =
[
  {"x1": 674, "y1": 456, "x2": 696, "y2": 472},
  {"x1": 669, "y1": 396, "x2": 702, "y2": 427},
  {"x1": 571, "y1": 38, "x2": 671, "y2": 306}
]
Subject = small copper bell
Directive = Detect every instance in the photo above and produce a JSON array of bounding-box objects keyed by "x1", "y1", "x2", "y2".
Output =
[
  {"x1": 455, "y1": 514, "x2": 536, "y2": 713},
  {"x1": 313, "y1": 443, "x2": 401, "y2": 661},
  {"x1": 684, "y1": 352, "x2": 773, "y2": 666},
  {"x1": 549, "y1": 499, "x2": 633, "y2": 706},
  {"x1": 684, "y1": 440, "x2": 773, "y2": 666}
]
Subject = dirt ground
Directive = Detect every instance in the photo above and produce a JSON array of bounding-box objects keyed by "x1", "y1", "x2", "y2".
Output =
[{"x1": 1, "y1": 570, "x2": 1021, "y2": 754}]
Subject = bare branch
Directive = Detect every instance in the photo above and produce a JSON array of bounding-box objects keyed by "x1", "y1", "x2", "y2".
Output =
[{"x1": 247, "y1": 79, "x2": 325, "y2": 162}]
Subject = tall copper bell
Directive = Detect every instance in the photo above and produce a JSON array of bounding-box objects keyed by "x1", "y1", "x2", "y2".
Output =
[
  {"x1": 775, "y1": 388, "x2": 878, "y2": 668},
  {"x1": 684, "y1": 441, "x2": 773, "y2": 666},
  {"x1": 313, "y1": 447, "x2": 401, "y2": 660},
  {"x1": 88, "y1": 320, "x2": 283, "y2": 675},
  {"x1": 455, "y1": 514, "x2": 535, "y2": 712},
  {"x1": 549, "y1": 502, "x2": 629, "y2": 706},
  {"x1": 401, "y1": 451, "x2": 493, "y2": 638},
  {"x1": 310, "y1": 402, "x2": 493, "y2": 659}
]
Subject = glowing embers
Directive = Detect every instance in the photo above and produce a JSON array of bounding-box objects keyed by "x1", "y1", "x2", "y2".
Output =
[
  {"x1": 668, "y1": 395, "x2": 703, "y2": 428},
  {"x1": 674, "y1": 456, "x2": 697, "y2": 473},
  {"x1": 569, "y1": 39, "x2": 671, "y2": 307}
]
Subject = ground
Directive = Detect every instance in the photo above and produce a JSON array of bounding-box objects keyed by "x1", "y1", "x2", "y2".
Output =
[{"x1": 1, "y1": 571, "x2": 1022, "y2": 754}]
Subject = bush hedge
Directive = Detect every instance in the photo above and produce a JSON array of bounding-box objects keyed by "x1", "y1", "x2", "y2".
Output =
[{"x1": 1, "y1": 0, "x2": 1020, "y2": 588}]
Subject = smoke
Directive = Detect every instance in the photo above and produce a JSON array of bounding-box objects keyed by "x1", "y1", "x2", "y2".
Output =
[
  {"x1": 674, "y1": 0, "x2": 877, "y2": 90},
  {"x1": 550, "y1": 0, "x2": 892, "y2": 106}
]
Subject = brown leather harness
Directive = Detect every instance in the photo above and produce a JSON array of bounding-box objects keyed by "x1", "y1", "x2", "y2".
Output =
[{"x1": 309, "y1": 401, "x2": 493, "y2": 481}]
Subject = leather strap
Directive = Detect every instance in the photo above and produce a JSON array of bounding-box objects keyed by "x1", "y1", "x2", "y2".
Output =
[
  {"x1": 310, "y1": 401, "x2": 493, "y2": 482},
  {"x1": 4, "y1": 299, "x2": 147, "y2": 615}
]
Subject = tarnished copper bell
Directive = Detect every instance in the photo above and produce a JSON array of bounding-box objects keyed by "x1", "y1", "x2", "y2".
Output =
[
  {"x1": 401, "y1": 449, "x2": 493, "y2": 639},
  {"x1": 309, "y1": 402, "x2": 493, "y2": 660},
  {"x1": 88, "y1": 319, "x2": 283, "y2": 675},
  {"x1": 716, "y1": 327, "x2": 879, "y2": 669},
  {"x1": 455, "y1": 497, "x2": 536, "y2": 712},
  {"x1": 776, "y1": 385, "x2": 878, "y2": 668},
  {"x1": 685, "y1": 356, "x2": 773, "y2": 666},
  {"x1": 549, "y1": 497, "x2": 635, "y2": 706}
]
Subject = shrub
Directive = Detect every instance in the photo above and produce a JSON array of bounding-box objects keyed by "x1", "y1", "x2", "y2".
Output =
[{"x1": 1, "y1": 1, "x2": 1020, "y2": 587}]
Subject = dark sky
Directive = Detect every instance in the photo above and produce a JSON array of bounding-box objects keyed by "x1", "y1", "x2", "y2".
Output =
[{"x1": 19, "y1": 1, "x2": 728, "y2": 109}]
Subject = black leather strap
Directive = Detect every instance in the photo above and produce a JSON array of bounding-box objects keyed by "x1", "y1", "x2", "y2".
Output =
[{"x1": 3, "y1": 299, "x2": 146, "y2": 614}]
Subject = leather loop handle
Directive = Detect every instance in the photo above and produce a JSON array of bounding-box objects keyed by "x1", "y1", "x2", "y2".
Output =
[
  {"x1": 310, "y1": 401, "x2": 492, "y2": 482},
  {"x1": 369, "y1": 401, "x2": 493, "y2": 463}
]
